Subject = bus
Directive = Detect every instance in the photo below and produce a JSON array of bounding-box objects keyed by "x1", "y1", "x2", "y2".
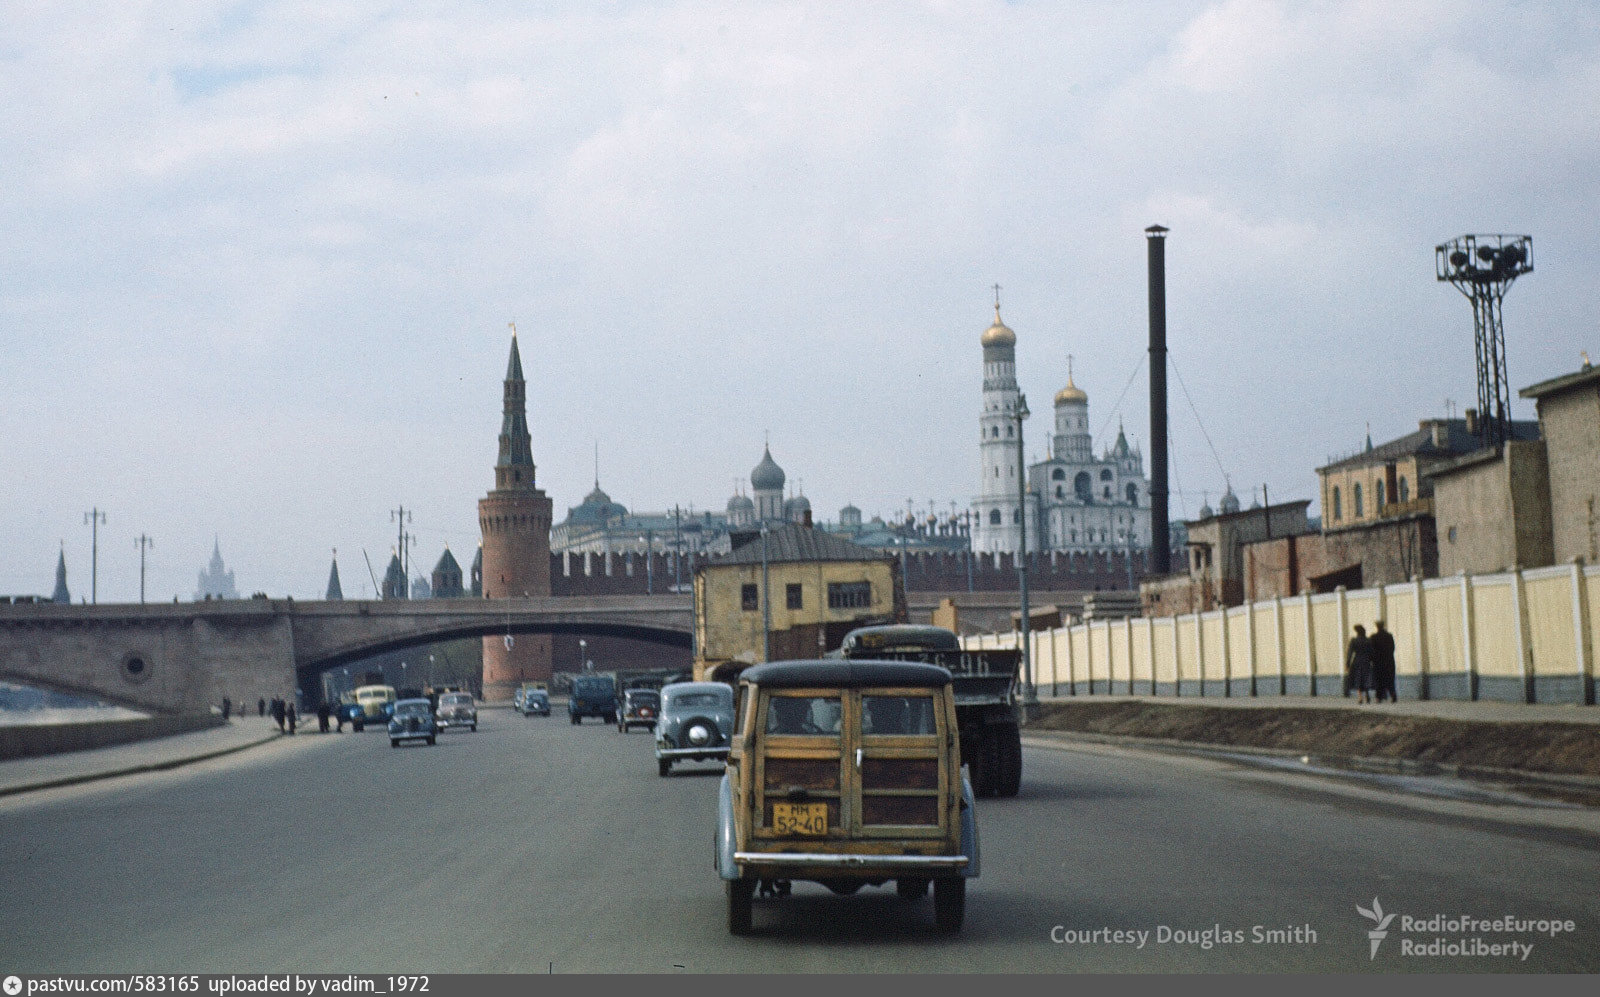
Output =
[{"x1": 352, "y1": 684, "x2": 397, "y2": 722}]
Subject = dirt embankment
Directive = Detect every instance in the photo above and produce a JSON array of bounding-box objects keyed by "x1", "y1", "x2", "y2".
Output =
[{"x1": 1027, "y1": 701, "x2": 1600, "y2": 778}]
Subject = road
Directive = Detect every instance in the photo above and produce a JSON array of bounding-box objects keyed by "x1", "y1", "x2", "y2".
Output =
[{"x1": 1, "y1": 710, "x2": 1596, "y2": 972}]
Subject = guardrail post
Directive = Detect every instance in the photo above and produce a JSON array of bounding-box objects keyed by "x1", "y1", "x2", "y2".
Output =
[
  {"x1": 1193, "y1": 611, "x2": 1205, "y2": 697},
  {"x1": 1412, "y1": 575, "x2": 1429, "y2": 701},
  {"x1": 1066, "y1": 620, "x2": 1077, "y2": 696},
  {"x1": 1335, "y1": 585, "x2": 1348, "y2": 698},
  {"x1": 1272, "y1": 594, "x2": 1286, "y2": 695},
  {"x1": 1219, "y1": 604, "x2": 1232, "y2": 698},
  {"x1": 1244, "y1": 598, "x2": 1258, "y2": 697},
  {"x1": 1124, "y1": 616, "x2": 1135, "y2": 695},
  {"x1": 1461, "y1": 574, "x2": 1477, "y2": 701},
  {"x1": 1303, "y1": 590, "x2": 1317, "y2": 697},
  {"x1": 1169, "y1": 613, "x2": 1181, "y2": 697},
  {"x1": 1572, "y1": 560, "x2": 1594, "y2": 706},
  {"x1": 1146, "y1": 617, "x2": 1158, "y2": 696},
  {"x1": 1085, "y1": 620, "x2": 1096, "y2": 696}
]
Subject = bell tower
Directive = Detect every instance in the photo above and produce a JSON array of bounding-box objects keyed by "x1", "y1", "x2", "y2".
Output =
[{"x1": 479, "y1": 331, "x2": 554, "y2": 697}]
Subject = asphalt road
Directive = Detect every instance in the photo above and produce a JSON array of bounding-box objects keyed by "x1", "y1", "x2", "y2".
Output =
[{"x1": 1, "y1": 710, "x2": 1596, "y2": 973}]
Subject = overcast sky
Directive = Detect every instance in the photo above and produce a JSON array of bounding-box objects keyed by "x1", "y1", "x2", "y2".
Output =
[{"x1": 4, "y1": 1, "x2": 1597, "y2": 602}]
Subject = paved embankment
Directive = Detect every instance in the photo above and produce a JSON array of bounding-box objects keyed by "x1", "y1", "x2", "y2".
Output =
[
  {"x1": 0, "y1": 712, "x2": 225, "y2": 761},
  {"x1": 0, "y1": 717, "x2": 282, "y2": 796},
  {"x1": 1027, "y1": 696, "x2": 1600, "y2": 780}
]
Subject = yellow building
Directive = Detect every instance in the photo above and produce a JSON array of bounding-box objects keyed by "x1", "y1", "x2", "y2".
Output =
[{"x1": 693, "y1": 523, "x2": 906, "y2": 682}]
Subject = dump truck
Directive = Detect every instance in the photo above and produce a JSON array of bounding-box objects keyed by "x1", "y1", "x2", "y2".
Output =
[{"x1": 836, "y1": 624, "x2": 1023, "y2": 798}]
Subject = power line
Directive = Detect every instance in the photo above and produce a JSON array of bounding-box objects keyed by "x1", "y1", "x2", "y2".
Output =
[
  {"x1": 1168, "y1": 353, "x2": 1229, "y2": 480},
  {"x1": 1095, "y1": 353, "x2": 1147, "y2": 444}
]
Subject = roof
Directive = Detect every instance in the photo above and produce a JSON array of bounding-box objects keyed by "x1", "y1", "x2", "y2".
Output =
[
  {"x1": 1317, "y1": 418, "x2": 1539, "y2": 472},
  {"x1": 712, "y1": 523, "x2": 889, "y2": 566},
  {"x1": 1520, "y1": 363, "x2": 1600, "y2": 401},
  {"x1": 840, "y1": 625, "x2": 960, "y2": 656},
  {"x1": 739, "y1": 660, "x2": 952, "y2": 689},
  {"x1": 433, "y1": 548, "x2": 461, "y2": 574}
]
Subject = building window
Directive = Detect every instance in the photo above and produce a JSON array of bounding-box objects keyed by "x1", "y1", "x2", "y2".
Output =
[
  {"x1": 1398, "y1": 477, "x2": 1409, "y2": 503},
  {"x1": 1354, "y1": 483, "x2": 1363, "y2": 518},
  {"x1": 1006, "y1": 425, "x2": 1013, "y2": 437},
  {"x1": 989, "y1": 509, "x2": 1001, "y2": 525},
  {"x1": 1100, "y1": 469, "x2": 1113, "y2": 481},
  {"x1": 827, "y1": 581, "x2": 872, "y2": 610},
  {"x1": 1126, "y1": 483, "x2": 1138, "y2": 505},
  {"x1": 1376, "y1": 480, "x2": 1385, "y2": 509},
  {"x1": 741, "y1": 584, "x2": 759, "y2": 611},
  {"x1": 786, "y1": 583, "x2": 803, "y2": 610},
  {"x1": 1052, "y1": 468, "x2": 1065, "y2": 480},
  {"x1": 1075, "y1": 471, "x2": 1092, "y2": 503},
  {"x1": 1056, "y1": 486, "x2": 1064, "y2": 499},
  {"x1": 1332, "y1": 486, "x2": 1341, "y2": 521},
  {"x1": 1012, "y1": 509, "x2": 1021, "y2": 523}
]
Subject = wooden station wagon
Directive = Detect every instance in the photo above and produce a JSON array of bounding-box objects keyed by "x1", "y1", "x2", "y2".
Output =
[{"x1": 714, "y1": 660, "x2": 980, "y2": 934}]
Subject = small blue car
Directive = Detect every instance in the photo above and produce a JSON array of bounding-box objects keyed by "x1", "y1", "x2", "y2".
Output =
[
  {"x1": 388, "y1": 698, "x2": 437, "y2": 747},
  {"x1": 521, "y1": 689, "x2": 550, "y2": 716},
  {"x1": 654, "y1": 682, "x2": 735, "y2": 777}
]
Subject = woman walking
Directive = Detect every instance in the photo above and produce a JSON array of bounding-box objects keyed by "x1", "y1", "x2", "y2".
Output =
[{"x1": 1346, "y1": 624, "x2": 1376, "y2": 704}]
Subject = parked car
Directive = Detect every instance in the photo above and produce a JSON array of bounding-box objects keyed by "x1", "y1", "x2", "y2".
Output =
[
  {"x1": 521, "y1": 688, "x2": 550, "y2": 716},
  {"x1": 435, "y1": 691, "x2": 478, "y2": 732},
  {"x1": 654, "y1": 682, "x2": 734, "y2": 776},
  {"x1": 388, "y1": 698, "x2": 438, "y2": 747},
  {"x1": 617, "y1": 688, "x2": 661, "y2": 733},
  {"x1": 568, "y1": 674, "x2": 617, "y2": 724},
  {"x1": 714, "y1": 660, "x2": 979, "y2": 935}
]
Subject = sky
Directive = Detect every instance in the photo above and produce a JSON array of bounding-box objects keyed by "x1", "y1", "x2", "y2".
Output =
[{"x1": 3, "y1": 1, "x2": 1597, "y2": 603}]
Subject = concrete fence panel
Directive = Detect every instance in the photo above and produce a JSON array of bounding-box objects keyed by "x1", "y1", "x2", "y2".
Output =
[
  {"x1": 1310, "y1": 594, "x2": 1344, "y2": 695},
  {"x1": 1471, "y1": 576, "x2": 1522, "y2": 702},
  {"x1": 1385, "y1": 583, "x2": 1422, "y2": 697},
  {"x1": 1152, "y1": 617, "x2": 1178, "y2": 696},
  {"x1": 1523, "y1": 567, "x2": 1579, "y2": 700},
  {"x1": 1089, "y1": 622, "x2": 1113, "y2": 691},
  {"x1": 1198, "y1": 611, "x2": 1223, "y2": 696},
  {"x1": 1250, "y1": 603, "x2": 1278, "y2": 695},
  {"x1": 1227, "y1": 605, "x2": 1253, "y2": 697},
  {"x1": 1071, "y1": 626, "x2": 1091, "y2": 696}
]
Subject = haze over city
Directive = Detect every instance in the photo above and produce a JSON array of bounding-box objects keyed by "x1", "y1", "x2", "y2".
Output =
[{"x1": 4, "y1": 1, "x2": 1597, "y2": 602}]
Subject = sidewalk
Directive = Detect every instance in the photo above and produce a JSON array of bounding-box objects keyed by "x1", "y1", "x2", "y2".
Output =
[
  {"x1": 0, "y1": 717, "x2": 287, "y2": 797},
  {"x1": 1031, "y1": 692, "x2": 1600, "y2": 725}
]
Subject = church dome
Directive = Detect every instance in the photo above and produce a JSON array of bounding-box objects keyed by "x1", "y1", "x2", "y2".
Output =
[
  {"x1": 1054, "y1": 376, "x2": 1087, "y2": 407},
  {"x1": 980, "y1": 307, "x2": 1016, "y2": 348},
  {"x1": 1198, "y1": 501, "x2": 1214, "y2": 520},
  {"x1": 567, "y1": 483, "x2": 628, "y2": 525},
  {"x1": 751, "y1": 447, "x2": 786, "y2": 491},
  {"x1": 1219, "y1": 484, "x2": 1241, "y2": 515},
  {"x1": 783, "y1": 494, "x2": 811, "y2": 519},
  {"x1": 727, "y1": 493, "x2": 754, "y2": 513}
]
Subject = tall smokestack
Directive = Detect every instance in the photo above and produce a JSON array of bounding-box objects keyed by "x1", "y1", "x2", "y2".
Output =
[{"x1": 1146, "y1": 225, "x2": 1170, "y2": 575}]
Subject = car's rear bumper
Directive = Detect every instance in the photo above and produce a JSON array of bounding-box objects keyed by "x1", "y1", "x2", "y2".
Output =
[
  {"x1": 733, "y1": 852, "x2": 967, "y2": 871},
  {"x1": 655, "y1": 745, "x2": 729, "y2": 761}
]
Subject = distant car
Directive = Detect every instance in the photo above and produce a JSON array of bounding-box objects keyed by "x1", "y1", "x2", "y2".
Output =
[
  {"x1": 339, "y1": 697, "x2": 390, "y2": 731},
  {"x1": 569, "y1": 675, "x2": 618, "y2": 725},
  {"x1": 388, "y1": 698, "x2": 437, "y2": 747},
  {"x1": 654, "y1": 682, "x2": 734, "y2": 776},
  {"x1": 618, "y1": 689, "x2": 661, "y2": 733},
  {"x1": 521, "y1": 689, "x2": 550, "y2": 716},
  {"x1": 436, "y1": 691, "x2": 478, "y2": 732}
]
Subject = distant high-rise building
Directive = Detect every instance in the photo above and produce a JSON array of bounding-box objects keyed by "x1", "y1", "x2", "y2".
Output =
[
  {"x1": 195, "y1": 539, "x2": 239, "y2": 600},
  {"x1": 52, "y1": 546, "x2": 70, "y2": 604}
]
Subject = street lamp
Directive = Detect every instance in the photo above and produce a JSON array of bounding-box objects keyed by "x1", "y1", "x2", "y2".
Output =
[{"x1": 1013, "y1": 394, "x2": 1036, "y2": 706}]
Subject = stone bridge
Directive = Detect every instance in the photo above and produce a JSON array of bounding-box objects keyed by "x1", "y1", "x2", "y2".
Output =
[
  {"x1": 0, "y1": 589, "x2": 1086, "y2": 714},
  {"x1": 0, "y1": 596, "x2": 691, "y2": 714}
]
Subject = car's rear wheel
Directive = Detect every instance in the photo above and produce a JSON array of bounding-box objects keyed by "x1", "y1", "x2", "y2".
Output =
[
  {"x1": 934, "y1": 878, "x2": 965, "y2": 933},
  {"x1": 389, "y1": 739, "x2": 398, "y2": 748},
  {"x1": 658, "y1": 758, "x2": 671, "y2": 777},
  {"x1": 570, "y1": 715, "x2": 580, "y2": 725},
  {"x1": 896, "y1": 878, "x2": 929, "y2": 899},
  {"x1": 726, "y1": 877, "x2": 754, "y2": 935},
  {"x1": 426, "y1": 735, "x2": 436, "y2": 745},
  {"x1": 970, "y1": 731, "x2": 999, "y2": 798}
]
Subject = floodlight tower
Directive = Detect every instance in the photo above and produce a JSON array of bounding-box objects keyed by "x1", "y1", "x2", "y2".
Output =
[{"x1": 1435, "y1": 234, "x2": 1533, "y2": 447}]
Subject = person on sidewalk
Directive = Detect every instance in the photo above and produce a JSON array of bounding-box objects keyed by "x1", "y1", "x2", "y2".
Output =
[
  {"x1": 222, "y1": 696, "x2": 231, "y2": 721},
  {"x1": 258, "y1": 698, "x2": 266, "y2": 718},
  {"x1": 1346, "y1": 625, "x2": 1375, "y2": 704},
  {"x1": 316, "y1": 701, "x2": 330, "y2": 733},
  {"x1": 286, "y1": 701, "x2": 297, "y2": 735},
  {"x1": 1371, "y1": 620, "x2": 1398, "y2": 703},
  {"x1": 271, "y1": 697, "x2": 285, "y2": 731}
]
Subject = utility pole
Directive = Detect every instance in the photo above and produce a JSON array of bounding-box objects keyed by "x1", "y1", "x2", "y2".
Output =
[
  {"x1": 83, "y1": 508, "x2": 106, "y2": 604},
  {"x1": 1014, "y1": 394, "x2": 1036, "y2": 705},
  {"x1": 135, "y1": 534, "x2": 154, "y2": 604},
  {"x1": 673, "y1": 505, "x2": 683, "y2": 592},
  {"x1": 760, "y1": 523, "x2": 771, "y2": 663},
  {"x1": 391, "y1": 505, "x2": 413, "y2": 598}
]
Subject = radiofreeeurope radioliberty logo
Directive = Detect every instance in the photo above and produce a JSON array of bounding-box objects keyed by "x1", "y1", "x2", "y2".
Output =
[
  {"x1": 1357, "y1": 898, "x2": 1395, "y2": 959},
  {"x1": 1355, "y1": 897, "x2": 1576, "y2": 963}
]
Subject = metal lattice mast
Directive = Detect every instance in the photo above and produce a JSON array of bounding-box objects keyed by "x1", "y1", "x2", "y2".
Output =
[{"x1": 1436, "y1": 234, "x2": 1532, "y2": 447}]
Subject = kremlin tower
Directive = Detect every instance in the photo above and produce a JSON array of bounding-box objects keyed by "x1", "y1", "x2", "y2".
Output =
[{"x1": 479, "y1": 332, "x2": 554, "y2": 696}]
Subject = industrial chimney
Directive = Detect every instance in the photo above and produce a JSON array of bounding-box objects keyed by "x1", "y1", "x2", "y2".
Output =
[{"x1": 1146, "y1": 225, "x2": 1171, "y2": 575}]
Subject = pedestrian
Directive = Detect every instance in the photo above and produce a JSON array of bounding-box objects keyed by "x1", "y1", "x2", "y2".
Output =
[
  {"x1": 271, "y1": 697, "x2": 286, "y2": 731},
  {"x1": 222, "y1": 696, "x2": 231, "y2": 721},
  {"x1": 1371, "y1": 620, "x2": 1398, "y2": 703},
  {"x1": 258, "y1": 698, "x2": 266, "y2": 718},
  {"x1": 1346, "y1": 624, "x2": 1376, "y2": 705},
  {"x1": 335, "y1": 700, "x2": 346, "y2": 732},
  {"x1": 286, "y1": 701, "x2": 297, "y2": 735},
  {"x1": 317, "y1": 701, "x2": 331, "y2": 733}
]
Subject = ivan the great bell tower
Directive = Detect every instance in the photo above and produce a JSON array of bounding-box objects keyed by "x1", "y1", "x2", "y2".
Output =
[{"x1": 479, "y1": 332, "x2": 553, "y2": 696}]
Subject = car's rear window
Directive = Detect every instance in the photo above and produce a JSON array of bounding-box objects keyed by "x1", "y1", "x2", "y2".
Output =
[
  {"x1": 669, "y1": 692, "x2": 723, "y2": 708},
  {"x1": 862, "y1": 695, "x2": 936, "y2": 735},
  {"x1": 395, "y1": 703, "x2": 428, "y2": 716},
  {"x1": 442, "y1": 694, "x2": 470, "y2": 705},
  {"x1": 765, "y1": 695, "x2": 841, "y2": 735}
]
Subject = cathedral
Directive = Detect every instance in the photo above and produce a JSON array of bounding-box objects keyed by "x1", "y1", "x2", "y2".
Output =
[{"x1": 970, "y1": 303, "x2": 1153, "y2": 558}]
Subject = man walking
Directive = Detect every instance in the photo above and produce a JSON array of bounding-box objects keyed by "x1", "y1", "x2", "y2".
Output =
[
  {"x1": 317, "y1": 700, "x2": 331, "y2": 733},
  {"x1": 271, "y1": 697, "x2": 286, "y2": 731},
  {"x1": 1371, "y1": 620, "x2": 1398, "y2": 703}
]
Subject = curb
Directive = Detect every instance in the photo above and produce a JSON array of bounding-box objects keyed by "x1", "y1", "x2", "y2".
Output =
[
  {"x1": 0, "y1": 730, "x2": 286, "y2": 799},
  {"x1": 1020, "y1": 728, "x2": 1600, "y2": 796}
]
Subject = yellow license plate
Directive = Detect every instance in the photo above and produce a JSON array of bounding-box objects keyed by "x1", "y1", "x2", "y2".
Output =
[{"x1": 772, "y1": 801, "x2": 828, "y2": 836}]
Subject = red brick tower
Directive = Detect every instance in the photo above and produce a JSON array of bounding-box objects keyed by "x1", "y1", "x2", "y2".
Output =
[{"x1": 479, "y1": 333, "x2": 554, "y2": 697}]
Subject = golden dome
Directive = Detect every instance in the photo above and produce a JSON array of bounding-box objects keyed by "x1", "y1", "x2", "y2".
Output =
[
  {"x1": 980, "y1": 306, "x2": 1015, "y2": 348},
  {"x1": 1054, "y1": 357, "x2": 1087, "y2": 406}
]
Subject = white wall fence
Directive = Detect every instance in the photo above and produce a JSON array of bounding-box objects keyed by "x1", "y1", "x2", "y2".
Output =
[{"x1": 965, "y1": 564, "x2": 1600, "y2": 705}]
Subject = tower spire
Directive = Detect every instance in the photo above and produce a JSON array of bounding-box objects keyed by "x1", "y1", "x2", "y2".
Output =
[
  {"x1": 52, "y1": 543, "x2": 70, "y2": 604},
  {"x1": 495, "y1": 332, "x2": 535, "y2": 486}
]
